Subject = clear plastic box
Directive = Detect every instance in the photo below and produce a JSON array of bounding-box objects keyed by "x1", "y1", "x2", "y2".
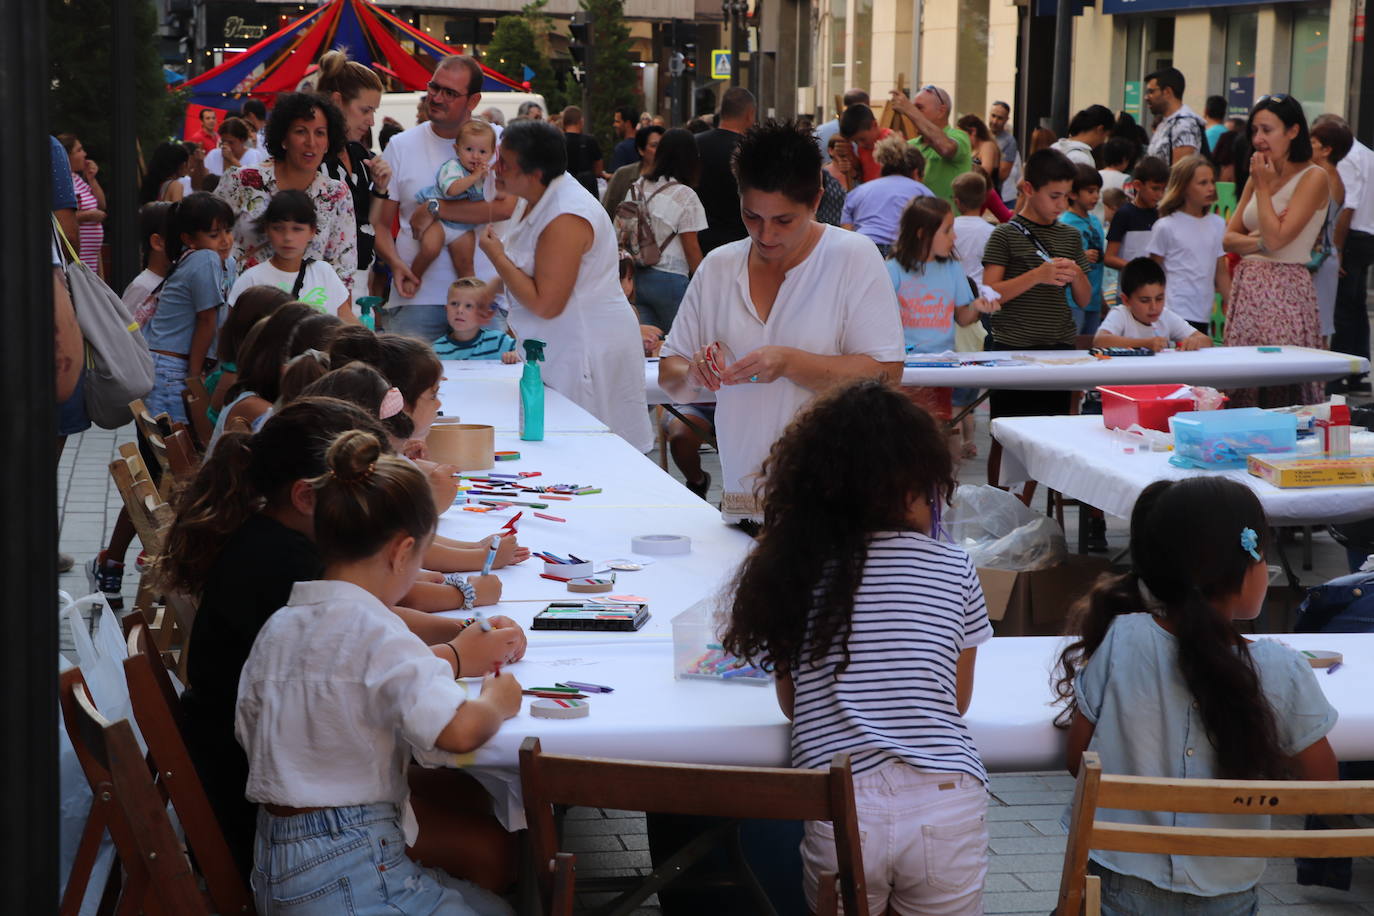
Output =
[
  {"x1": 1169, "y1": 408, "x2": 1298, "y2": 469},
  {"x1": 671, "y1": 599, "x2": 770, "y2": 685}
]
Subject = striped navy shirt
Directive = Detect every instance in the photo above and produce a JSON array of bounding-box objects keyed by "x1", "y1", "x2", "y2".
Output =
[
  {"x1": 791, "y1": 532, "x2": 993, "y2": 783},
  {"x1": 431, "y1": 327, "x2": 517, "y2": 360}
]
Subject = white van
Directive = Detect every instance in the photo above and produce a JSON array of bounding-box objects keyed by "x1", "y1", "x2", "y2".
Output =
[{"x1": 372, "y1": 90, "x2": 547, "y2": 154}]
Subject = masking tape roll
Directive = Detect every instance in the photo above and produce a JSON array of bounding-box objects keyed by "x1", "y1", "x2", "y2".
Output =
[
  {"x1": 631, "y1": 534, "x2": 692, "y2": 555},
  {"x1": 530, "y1": 698, "x2": 590, "y2": 719}
]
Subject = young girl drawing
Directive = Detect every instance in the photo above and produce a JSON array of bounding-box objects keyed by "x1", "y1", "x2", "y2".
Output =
[
  {"x1": 236, "y1": 428, "x2": 521, "y2": 915},
  {"x1": 723, "y1": 380, "x2": 993, "y2": 915},
  {"x1": 1056, "y1": 477, "x2": 1338, "y2": 915}
]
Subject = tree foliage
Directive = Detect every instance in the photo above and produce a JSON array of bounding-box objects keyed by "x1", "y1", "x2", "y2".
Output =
[
  {"x1": 484, "y1": 2, "x2": 568, "y2": 114},
  {"x1": 48, "y1": 0, "x2": 183, "y2": 164},
  {"x1": 582, "y1": 0, "x2": 636, "y2": 154}
]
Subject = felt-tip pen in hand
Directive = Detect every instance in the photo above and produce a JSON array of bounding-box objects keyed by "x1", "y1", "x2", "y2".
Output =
[{"x1": 480, "y1": 535, "x2": 500, "y2": 576}]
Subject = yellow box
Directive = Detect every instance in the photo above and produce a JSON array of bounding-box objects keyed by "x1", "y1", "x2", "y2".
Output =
[{"x1": 1247, "y1": 453, "x2": 1374, "y2": 488}]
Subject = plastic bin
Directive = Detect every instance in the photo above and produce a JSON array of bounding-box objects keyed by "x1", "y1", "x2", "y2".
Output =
[
  {"x1": 1098, "y1": 384, "x2": 1224, "y2": 432},
  {"x1": 671, "y1": 600, "x2": 770, "y2": 685},
  {"x1": 1169, "y1": 408, "x2": 1298, "y2": 469}
]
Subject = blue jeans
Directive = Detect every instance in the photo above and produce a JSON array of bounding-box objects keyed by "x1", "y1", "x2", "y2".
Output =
[
  {"x1": 1089, "y1": 861, "x2": 1258, "y2": 916},
  {"x1": 634, "y1": 266, "x2": 690, "y2": 332},
  {"x1": 58, "y1": 368, "x2": 91, "y2": 436},
  {"x1": 252, "y1": 804, "x2": 511, "y2": 916},
  {"x1": 146, "y1": 352, "x2": 189, "y2": 424},
  {"x1": 1072, "y1": 305, "x2": 1103, "y2": 337}
]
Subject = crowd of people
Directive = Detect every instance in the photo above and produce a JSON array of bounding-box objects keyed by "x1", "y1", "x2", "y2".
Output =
[{"x1": 47, "y1": 49, "x2": 1372, "y2": 916}]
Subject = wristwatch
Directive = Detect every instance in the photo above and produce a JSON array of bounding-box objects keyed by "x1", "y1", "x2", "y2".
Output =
[
  {"x1": 427, "y1": 198, "x2": 440, "y2": 216},
  {"x1": 443, "y1": 571, "x2": 478, "y2": 608},
  {"x1": 370, "y1": 188, "x2": 390, "y2": 199}
]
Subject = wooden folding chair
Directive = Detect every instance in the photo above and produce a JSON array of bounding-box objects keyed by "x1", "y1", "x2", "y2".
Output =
[
  {"x1": 163, "y1": 428, "x2": 199, "y2": 481},
  {"x1": 130, "y1": 398, "x2": 177, "y2": 488},
  {"x1": 1055, "y1": 751, "x2": 1374, "y2": 915},
  {"x1": 520, "y1": 737, "x2": 867, "y2": 916},
  {"x1": 123, "y1": 624, "x2": 255, "y2": 914},
  {"x1": 109, "y1": 444, "x2": 197, "y2": 678},
  {"x1": 181, "y1": 377, "x2": 214, "y2": 451},
  {"x1": 59, "y1": 668, "x2": 210, "y2": 916}
]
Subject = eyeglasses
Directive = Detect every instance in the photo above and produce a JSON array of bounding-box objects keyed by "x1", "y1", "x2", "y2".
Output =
[
  {"x1": 920, "y1": 84, "x2": 951, "y2": 111},
  {"x1": 426, "y1": 80, "x2": 469, "y2": 102}
]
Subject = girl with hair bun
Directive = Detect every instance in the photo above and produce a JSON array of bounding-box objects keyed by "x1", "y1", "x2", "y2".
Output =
[
  {"x1": 1056, "y1": 477, "x2": 1337, "y2": 913},
  {"x1": 236, "y1": 428, "x2": 521, "y2": 915}
]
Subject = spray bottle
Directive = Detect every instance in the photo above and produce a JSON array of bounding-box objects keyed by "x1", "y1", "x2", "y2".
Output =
[{"x1": 519, "y1": 338, "x2": 547, "y2": 441}]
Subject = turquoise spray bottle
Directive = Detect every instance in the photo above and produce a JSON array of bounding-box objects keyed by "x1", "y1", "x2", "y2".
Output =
[{"x1": 519, "y1": 338, "x2": 546, "y2": 441}]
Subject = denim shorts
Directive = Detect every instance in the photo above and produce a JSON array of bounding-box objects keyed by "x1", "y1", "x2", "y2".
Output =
[
  {"x1": 379, "y1": 303, "x2": 450, "y2": 341},
  {"x1": 252, "y1": 804, "x2": 512, "y2": 916},
  {"x1": 145, "y1": 352, "x2": 188, "y2": 425},
  {"x1": 1089, "y1": 861, "x2": 1258, "y2": 916},
  {"x1": 634, "y1": 266, "x2": 690, "y2": 332},
  {"x1": 58, "y1": 368, "x2": 91, "y2": 436}
]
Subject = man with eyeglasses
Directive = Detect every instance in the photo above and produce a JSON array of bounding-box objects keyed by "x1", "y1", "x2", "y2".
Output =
[
  {"x1": 1144, "y1": 67, "x2": 1204, "y2": 165},
  {"x1": 372, "y1": 54, "x2": 517, "y2": 339},
  {"x1": 887, "y1": 84, "x2": 973, "y2": 205}
]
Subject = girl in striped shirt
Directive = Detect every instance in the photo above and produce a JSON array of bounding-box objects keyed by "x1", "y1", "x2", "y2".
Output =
[{"x1": 723, "y1": 379, "x2": 993, "y2": 915}]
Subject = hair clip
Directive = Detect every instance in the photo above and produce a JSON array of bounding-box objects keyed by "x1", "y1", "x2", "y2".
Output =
[
  {"x1": 287, "y1": 347, "x2": 329, "y2": 368},
  {"x1": 379, "y1": 387, "x2": 404, "y2": 419},
  {"x1": 1240, "y1": 527, "x2": 1261, "y2": 562}
]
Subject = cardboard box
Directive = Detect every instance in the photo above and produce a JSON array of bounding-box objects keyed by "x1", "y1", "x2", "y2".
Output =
[
  {"x1": 981, "y1": 555, "x2": 1118, "y2": 636},
  {"x1": 1247, "y1": 453, "x2": 1374, "y2": 488}
]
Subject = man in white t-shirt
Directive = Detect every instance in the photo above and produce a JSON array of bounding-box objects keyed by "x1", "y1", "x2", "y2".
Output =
[{"x1": 373, "y1": 55, "x2": 517, "y2": 339}]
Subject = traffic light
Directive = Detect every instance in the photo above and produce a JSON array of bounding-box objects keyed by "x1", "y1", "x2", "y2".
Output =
[{"x1": 569, "y1": 11, "x2": 592, "y2": 66}]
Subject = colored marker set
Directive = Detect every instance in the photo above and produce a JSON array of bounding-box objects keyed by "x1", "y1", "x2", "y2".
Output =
[
  {"x1": 679, "y1": 646, "x2": 771, "y2": 685},
  {"x1": 532, "y1": 600, "x2": 651, "y2": 631}
]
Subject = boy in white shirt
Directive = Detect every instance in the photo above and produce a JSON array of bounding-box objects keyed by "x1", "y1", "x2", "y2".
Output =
[
  {"x1": 1095, "y1": 257, "x2": 1211, "y2": 352},
  {"x1": 951, "y1": 171, "x2": 995, "y2": 283},
  {"x1": 227, "y1": 189, "x2": 350, "y2": 318}
]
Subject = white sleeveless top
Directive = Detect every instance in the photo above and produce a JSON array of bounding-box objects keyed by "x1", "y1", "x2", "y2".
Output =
[
  {"x1": 502, "y1": 174, "x2": 654, "y2": 452},
  {"x1": 1241, "y1": 164, "x2": 1327, "y2": 264}
]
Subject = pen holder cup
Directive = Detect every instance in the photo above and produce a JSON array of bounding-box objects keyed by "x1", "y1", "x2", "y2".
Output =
[
  {"x1": 427, "y1": 422, "x2": 494, "y2": 470},
  {"x1": 545, "y1": 560, "x2": 594, "y2": 578}
]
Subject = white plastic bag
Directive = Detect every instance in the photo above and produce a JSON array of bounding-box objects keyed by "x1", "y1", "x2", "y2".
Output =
[
  {"x1": 58, "y1": 592, "x2": 144, "y2": 915},
  {"x1": 944, "y1": 485, "x2": 1068, "y2": 572}
]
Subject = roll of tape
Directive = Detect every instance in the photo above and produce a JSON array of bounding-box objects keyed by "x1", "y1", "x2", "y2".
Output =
[{"x1": 631, "y1": 534, "x2": 692, "y2": 555}]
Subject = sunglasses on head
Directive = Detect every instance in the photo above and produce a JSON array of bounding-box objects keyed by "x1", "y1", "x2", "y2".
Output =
[
  {"x1": 920, "y1": 85, "x2": 951, "y2": 110},
  {"x1": 1256, "y1": 93, "x2": 1290, "y2": 106}
]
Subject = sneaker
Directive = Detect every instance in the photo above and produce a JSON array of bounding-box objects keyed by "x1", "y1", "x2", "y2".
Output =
[
  {"x1": 87, "y1": 551, "x2": 125, "y2": 611},
  {"x1": 134, "y1": 550, "x2": 148, "y2": 573},
  {"x1": 685, "y1": 471, "x2": 711, "y2": 500}
]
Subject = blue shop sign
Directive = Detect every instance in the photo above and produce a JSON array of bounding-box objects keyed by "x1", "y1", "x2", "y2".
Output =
[{"x1": 1103, "y1": 0, "x2": 1302, "y2": 13}]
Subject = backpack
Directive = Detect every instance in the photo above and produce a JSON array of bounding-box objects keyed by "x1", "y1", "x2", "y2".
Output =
[
  {"x1": 1165, "y1": 112, "x2": 1213, "y2": 166},
  {"x1": 53, "y1": 218, "x2": 155, "y2": 429},
  {"x1": 614, "y1": 179, "x2": 679, "y2": 268}
]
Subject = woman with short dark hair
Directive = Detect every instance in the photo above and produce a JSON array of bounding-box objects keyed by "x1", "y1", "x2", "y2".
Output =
[
  {"x1": 658, "y1": 120, "x2": 905, "y2": 526},
  {"x1": 474, "y1": 120, "x2": 653, "y2": 451},
  {"x1": 214, "y1": 92, "x2": 359, "y2": 310},
  {"x1": 603, "y1": 124, "x2": 665, "y2": 218}
]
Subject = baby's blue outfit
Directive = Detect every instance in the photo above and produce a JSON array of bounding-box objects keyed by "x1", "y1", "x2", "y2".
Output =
[{"x1": 415, "y1": 158, "x2": 485, "y2": 232}]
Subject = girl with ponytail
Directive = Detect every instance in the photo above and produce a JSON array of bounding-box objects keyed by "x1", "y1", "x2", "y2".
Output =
[
  {"x1": 236, "y1": 429, "x2": 521, "y2": 915},
  {"x1": 1055, "y1": 477, "x2": 1338, "y2": 913}
]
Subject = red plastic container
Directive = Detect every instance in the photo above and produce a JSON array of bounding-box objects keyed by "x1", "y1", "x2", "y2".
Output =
[{"x1": 1097, "y1": 384, "x2": 1225, "y2": 432}]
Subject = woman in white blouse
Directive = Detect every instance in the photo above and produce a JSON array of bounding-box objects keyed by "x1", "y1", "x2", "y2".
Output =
[
  {"x1": 659, "y1": 120, "x2": 905, "y2": 527},
  {"x1": 475, "y1": 120, "x2": 653, "y2": 452}
]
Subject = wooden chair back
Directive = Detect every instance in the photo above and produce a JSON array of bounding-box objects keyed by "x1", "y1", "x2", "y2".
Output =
[
  {"x1": 163, "y1": 428, "x2": 199, "y2": 481},
  {"x1": 130, "y1": 398, "x2": 176, "y2": 489},
  {"x1": 58, "y1": 668, "x2": 210, "y2": 916},
  {"x1": 109, "y1": 444, "x2": 197, "y2": 676},
  {"x1": 519, "y1": 737, "x2": 867, "y2": 916},
  {"x1": 123, "y1": 624, "x2": 254, "y2": 913},
  {"x1": 548, "y1": 851, "x2": 576, "y2": 916},
  {"x1": 181, "y1": 377, "x2": 214, "y2": 451},
  {"x1": 1056, "y1": 751, "x2": 1374, "y2": 915}
]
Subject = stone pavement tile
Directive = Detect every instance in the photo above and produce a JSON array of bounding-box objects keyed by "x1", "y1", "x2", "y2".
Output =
[
  {"x1": 990, "y1": 789, "x2": 1075, "y2": 807},
  {"x1": 984, "y1": 889, "x2": 1060, "y2": 913},
  {"x1": 1029, "y1": 819, "x2": 1067, "y2": 836},
  {"x1": 986, "y1": 853, "x2": 1065, "y2": 874},
  {"x1": 1258, "y1": 906, "x2": 1374, "y2": 915},
  {"x1": 573, "y1": 849, "x2": 652, "y2": 872},
  {"x1": 1015, "y1": 870, "x2": 1064, "y2": 892},
  {"x1": 987, "y1": 834, "x2": 1067, "y2": 856},
  {"x1": 564, "y1": 833, "x2": 625, "y2": 854},
  {"x1": 987, "y1": 804, "x2": 1066, "y2": 822},
  {"x1": 984, "y1": 873, "x2": 1029, "y2": 893},
  {"x1": 567, "y1": 815, "x2": 646, "y2": 836},
  {"x1": 1264, "y1": 879, "x2": 1374, "y2": 907},
  {"x1": 987, "y1": 820, "x2": 1038, "y2": 838}
]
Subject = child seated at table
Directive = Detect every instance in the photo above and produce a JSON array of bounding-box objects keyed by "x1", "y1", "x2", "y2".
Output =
[
  {"x1": 236, "y1": 428, "x2": 522, "y2": 915},
  {"x1": 1055, "y1": 477, "x2": 1338, "y2": 915},
  {"x1": 1094, "y1": 257, "x2": 1212, "y2": 352},
  {"x1": 722, "y1": 380, "x2": 993, "y2": 915},
  {"x1": 433, "y1": 278, "x2": 519, "y2": 362}
]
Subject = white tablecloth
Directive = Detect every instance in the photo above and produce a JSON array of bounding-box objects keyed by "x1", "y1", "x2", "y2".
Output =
[
  {"x1": 991, "y1": 415, "x2": 1374, "y2": 525},
  {"x1": 418, "y1": 377, "x2": 1374, "y2": 831},
  {"x1": 438, "y1": 363, "x2": 609, "y2": 433},
  {"x1": 644, "y1": 347, "x2": 1369, "y2": 404}
]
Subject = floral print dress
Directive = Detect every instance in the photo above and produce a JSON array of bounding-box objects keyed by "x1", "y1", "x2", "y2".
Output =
[{"x1": 214, "y1": 159, "x2": 358, "y2": 295}]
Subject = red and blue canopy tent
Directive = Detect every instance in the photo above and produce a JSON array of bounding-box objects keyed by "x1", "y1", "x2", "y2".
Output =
[{"x1": 177, "y1": 0, "x2": 523, "y2": 134}]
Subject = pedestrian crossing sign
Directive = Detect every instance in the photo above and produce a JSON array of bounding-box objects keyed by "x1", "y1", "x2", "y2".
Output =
[{"x1": 710, "y1": 49, "x2": 731, "y2": 80}]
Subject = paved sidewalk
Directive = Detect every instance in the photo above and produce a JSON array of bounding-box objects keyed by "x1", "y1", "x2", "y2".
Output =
[{"x1": 57, "y1": 415, "x2": 1373, "y2": 914}]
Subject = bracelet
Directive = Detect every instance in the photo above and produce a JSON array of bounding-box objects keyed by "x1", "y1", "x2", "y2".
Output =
[
  {"x1": 370, "y1": 188, "x2": 390, "y2": 199},
  {"x1": 445, "y1": 641, "x2": 461, "y2": 678},
  {"x1": 442, "y1": 571, "x2": 478, "y2": 608}
]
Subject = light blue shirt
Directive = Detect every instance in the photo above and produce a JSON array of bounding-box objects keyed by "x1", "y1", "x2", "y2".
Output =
[
  {"x1": 1059, "y1": 210, "x2": 1105, "y2": 312},
  {"x1": 815, "y1": 118, "x2": 841, "y2": 163},
  {"x1": 841, "y1": 175, "x2": 933, "y2": 247},
  {"x1": 886, "y1": 257, "x2": 972, "y2": 354},
  {"x1": 1072, "y1": 613, "x2": 1337, "y2": 896},
  {"x1": 143, "y1": 249, "x2": 236, "y2": 355}
]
